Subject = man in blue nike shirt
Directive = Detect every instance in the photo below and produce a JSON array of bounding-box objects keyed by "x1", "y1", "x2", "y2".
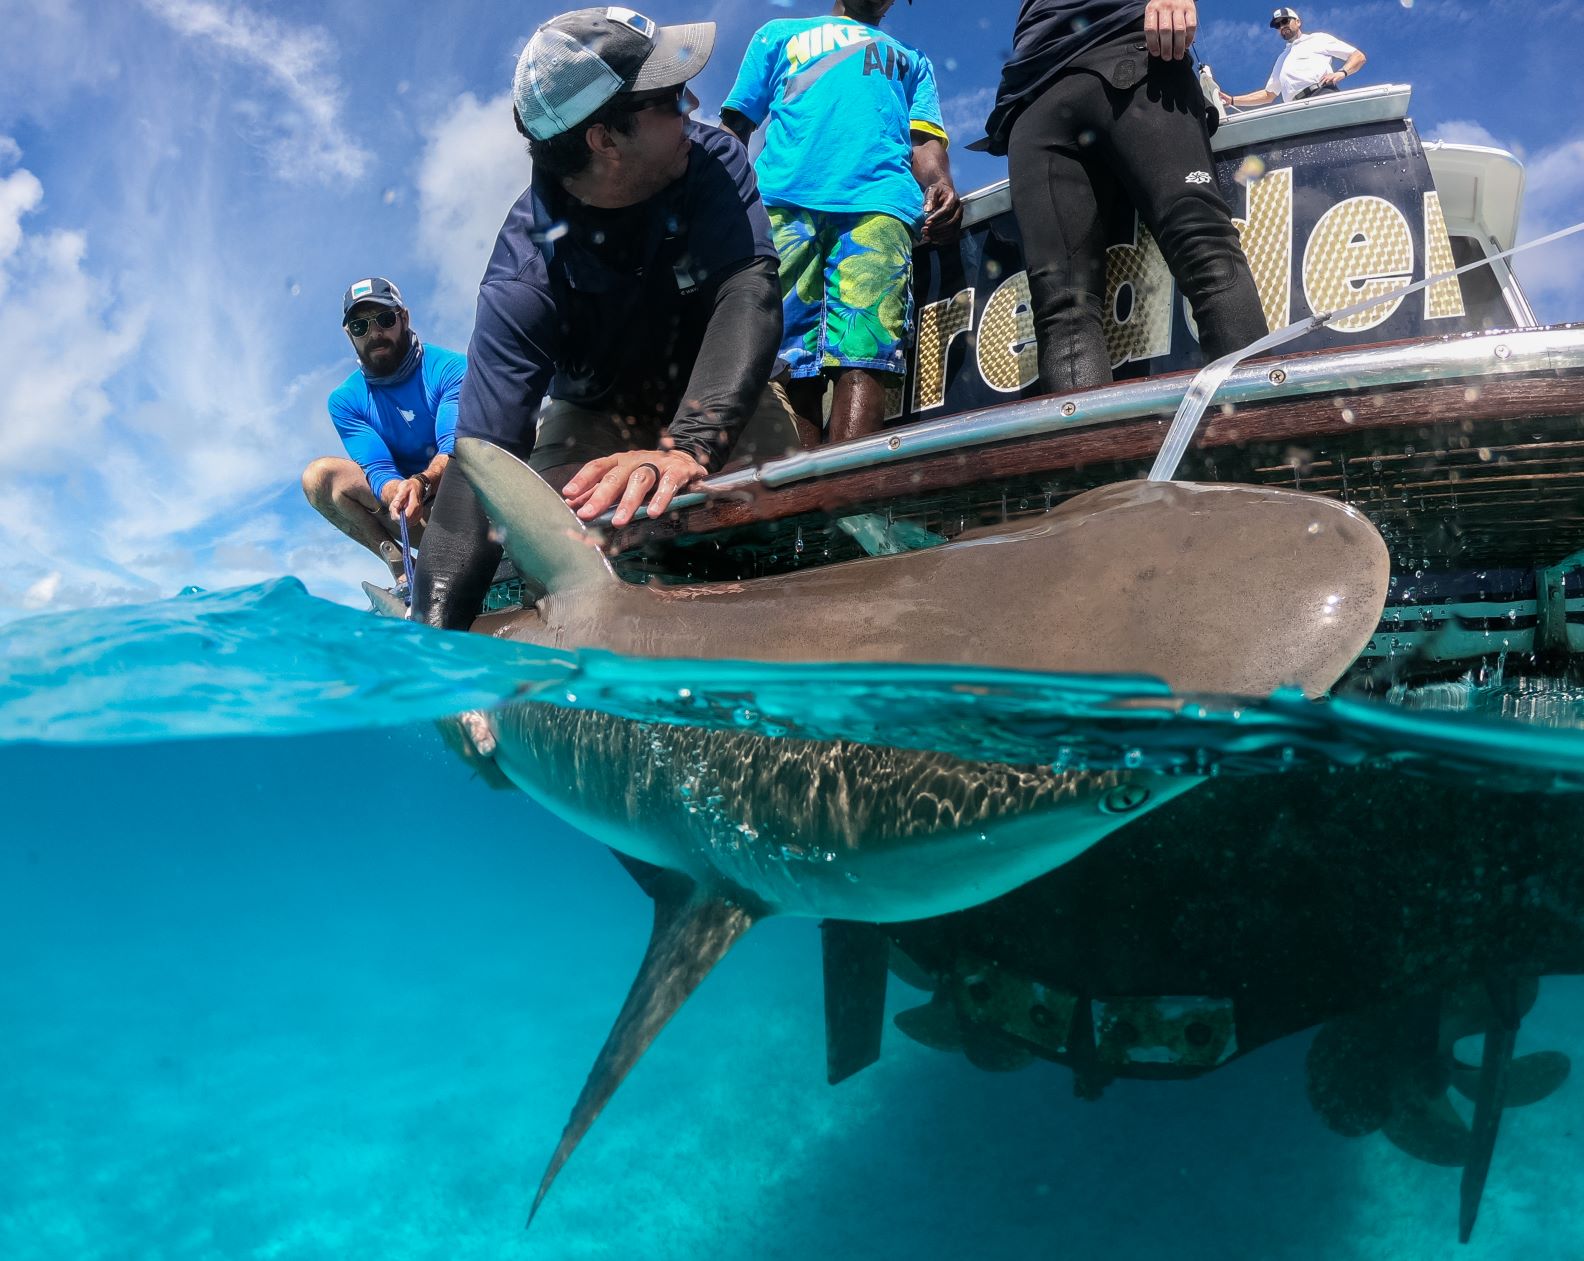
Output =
[
  {"x1": 721, "y1": 0, "x2": 960, "y2": 445},
  {"x1": 302, "y1": 277, "x2": 467, "y2": 581}
]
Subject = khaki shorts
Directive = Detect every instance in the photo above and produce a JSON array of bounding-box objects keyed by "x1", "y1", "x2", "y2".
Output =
[{"x1": 530, "y1": 383, "x2": 802, "y2": 489}]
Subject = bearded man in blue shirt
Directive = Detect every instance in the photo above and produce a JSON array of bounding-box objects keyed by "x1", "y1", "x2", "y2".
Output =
[{"x1": 302, "y1": 277, "x2": 467, "y2": 582}]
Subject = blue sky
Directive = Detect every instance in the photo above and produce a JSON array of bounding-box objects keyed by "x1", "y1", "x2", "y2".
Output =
[{"x1": 0, "y1": 0, "x2": 1579, "y2": 616}]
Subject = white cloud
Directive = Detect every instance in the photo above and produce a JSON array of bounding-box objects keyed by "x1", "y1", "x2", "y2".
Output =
[
  {"x1": 1425, "y1": 120, "x2": 1507, "y2": 151},
  {"x1": 414, "y1": 90, "x2": 533, "y2": 340},
  {"x1": 140, "y1": 0, "x2": 369, "y2": 184},
  {"x1": 0, "y1": 145, "x2": 145, "y2": 476},
  {"x1": 939, "y1": 85, "x2": 996, "y2": 148},
  {"x1": 22, "y1": 572, "x2": 61, "y2": 609},
  {"x1": 1513, "y1": 133, "x2": 1584, "y2": 322},
  {"x1": 0, "y1": 131, "x2": 361, "y2": 619}
]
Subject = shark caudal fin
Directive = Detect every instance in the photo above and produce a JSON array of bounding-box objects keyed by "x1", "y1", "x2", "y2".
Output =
[
  {"x1": 454, "y1": 437, "x2": 619, "y2": 596},
  {"x1": 526, "y1": 865, "x2": 762, "y2": 1228}
]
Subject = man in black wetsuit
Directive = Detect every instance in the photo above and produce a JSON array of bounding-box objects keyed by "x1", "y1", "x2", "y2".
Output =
[
  {"x1": 985, "y1": 0, "x2": 1269, "y2": 392},
  {"x1": 414, "y1": 7, "x2": 791, "y2": 630}
]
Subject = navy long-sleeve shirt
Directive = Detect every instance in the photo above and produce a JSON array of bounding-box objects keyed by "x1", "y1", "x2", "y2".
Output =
[{"x1": 457, "y1": 120, "x2": 779, "y2": 470}]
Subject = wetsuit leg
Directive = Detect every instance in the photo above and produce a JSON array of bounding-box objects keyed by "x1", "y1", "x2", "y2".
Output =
[
  {"x1": 411, "y1": 466, "x2": 504, "y2": 631},
  {"x1": 1008, "y1": 74, "x2": 1118, "y2": 392},
  {"x1": 1095, "y1": 59, "x2": 1268, "y2": 360}
]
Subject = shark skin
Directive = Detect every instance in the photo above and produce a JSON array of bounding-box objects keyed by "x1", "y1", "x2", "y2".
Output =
[
  {"x1": 456, "y1": 436, "x2": 1391, "y2": 700},
  {"x1": 485, "y1": 704, "x2": 1193, "y2": 923},
  {"x1": 403, "y1": 440, "x2": 1393, "y2": 1225}
]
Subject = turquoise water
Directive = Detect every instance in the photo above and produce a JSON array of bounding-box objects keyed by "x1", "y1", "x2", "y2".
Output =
[{"x1": 3, "y1": 581, "x2": 1583, "y2": 1258}]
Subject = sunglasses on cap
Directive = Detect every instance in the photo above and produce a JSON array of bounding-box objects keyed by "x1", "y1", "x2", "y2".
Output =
[{"x1": 346, "y1": 310, "x2": 399, "y2": 337}]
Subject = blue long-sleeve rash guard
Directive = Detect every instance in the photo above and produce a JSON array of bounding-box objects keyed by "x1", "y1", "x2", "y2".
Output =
[{"x1": 328, "y1": 345, "x2": 467, "y2": 498}]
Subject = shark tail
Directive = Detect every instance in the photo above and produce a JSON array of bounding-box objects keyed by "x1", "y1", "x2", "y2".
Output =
[{"x1": 527, "y1": 862, "x2": 761, "y2": 1228}]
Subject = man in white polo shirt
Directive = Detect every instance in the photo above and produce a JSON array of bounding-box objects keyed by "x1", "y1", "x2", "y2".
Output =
[{"x1": 1221, "y1": 7, "x2": 1365, "y2": 108}]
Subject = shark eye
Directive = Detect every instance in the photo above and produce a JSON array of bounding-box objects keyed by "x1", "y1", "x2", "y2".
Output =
[{"x1": 1100, "y1": 784, "x2": 1151, "y2": 814}]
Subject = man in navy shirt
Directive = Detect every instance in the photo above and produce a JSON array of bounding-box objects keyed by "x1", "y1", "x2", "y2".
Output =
[
  {"x1": 302, "y1": 277, "x2": 467, "y2": 581},
  {"x1": 414, "y1": 8, "x2": 794, "y2": 630},
  {"x1": 987, "y1": 0, "x2": 1267, "y2": 392}
]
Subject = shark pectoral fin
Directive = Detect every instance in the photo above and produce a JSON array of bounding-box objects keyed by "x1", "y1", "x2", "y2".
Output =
[
  {"x1": 1452, "y1": 1050, "x2": 1571, "y2": 1108},
  {"x1": 1382, "y1": 1092, "x2": 1472, "y2": 1168},
  {"x1": 434, "y1": 712, "x2": 516, "y2": 791},
  {"x1": 362, "y1": 581, "x2": 407, "y2": 619},
  {"x1": 455, "y1": 437, "x2": 620, "y2": 596},
  {"x1": 894, "y1": 991, "x2": 964, "y2": 1053},
  {"x1": 820, "y1": 920, "x2": 889, "y2": 1085},
  {"x1": 527, "y1": 877, "x2": 760, "y2": 1228}
]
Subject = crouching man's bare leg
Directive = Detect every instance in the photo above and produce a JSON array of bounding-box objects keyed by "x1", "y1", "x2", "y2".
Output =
[{"x1": 301, "y1": 456, "x2": 414, "y2": 581}]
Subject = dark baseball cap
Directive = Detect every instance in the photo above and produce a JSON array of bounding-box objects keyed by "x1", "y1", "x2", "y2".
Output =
[
  {"x1": 341, "y1": 277, "x2": 404, "y2": 323},
  {"x1": 512, "y1": 7, "x2": 715, "y2": 141},
  {"x1": 1270, "y1": 7, "x2": 1300, "y2": 27}
]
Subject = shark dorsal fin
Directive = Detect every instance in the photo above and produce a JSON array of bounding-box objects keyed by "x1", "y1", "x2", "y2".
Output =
[
  {"x1": 527, "y1": 877, "x2": 761, "y2": 1227},
  {"x1": 455, "y1": 437, "x2": 618, "y2": 595}
]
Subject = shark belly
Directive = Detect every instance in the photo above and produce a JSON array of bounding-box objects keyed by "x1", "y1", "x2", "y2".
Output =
[{"x1": 488, "y1": 702, "x2": 1196, "y2": 921}]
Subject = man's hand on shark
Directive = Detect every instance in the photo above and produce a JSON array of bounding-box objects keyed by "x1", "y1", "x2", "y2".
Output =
[{"x1": 562, "y1": 448, "x2": 709, "y2": 526}]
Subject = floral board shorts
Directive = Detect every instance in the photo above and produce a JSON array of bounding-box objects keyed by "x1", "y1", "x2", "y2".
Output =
[{"x1": 768, "y1": 206, "x2": 914, "y2": 380}]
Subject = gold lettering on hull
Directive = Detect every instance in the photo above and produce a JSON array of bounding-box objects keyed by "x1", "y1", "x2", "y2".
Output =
[
  {"x1": 912, "y1": 286, "x2": 975, "y2": 411},
  {"x1": 1422, "y1": 191, "x2": 1466, "y2": 321},
  {"x1": 1104, "y1": 225, "x2": 1174, "y2": 369},
  {"x1": 977, "y1": 271, "x2": 1038, "y2": 393},
  {"x1": 1302, "y1": 195, "x2": 1414, "y2": 333},
  {"x1": 911, "y1": 178, "x2": 1469, "y2": 410},
  {"x1": 1233, "y1": 166, "x2": 1293, "y2": 333}
]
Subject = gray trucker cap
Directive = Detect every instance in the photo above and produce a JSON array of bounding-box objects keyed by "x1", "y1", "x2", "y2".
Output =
[{"x1": 512, "y1": 7, "x2": 715, "y2": 141}]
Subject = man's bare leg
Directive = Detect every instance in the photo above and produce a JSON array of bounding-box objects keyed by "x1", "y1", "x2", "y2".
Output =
[
  {"x1": 301, "y1": 457, "x2": 420, "y2": 580},
  {"x1": 828, "y1": 368, "x2": 890, "y2": 445},
  {"x1": 783, "y1": 377, "x2": 827, "y2": 450}
]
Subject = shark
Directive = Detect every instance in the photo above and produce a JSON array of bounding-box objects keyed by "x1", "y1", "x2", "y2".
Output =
[{"x1": 372, "y1": 436, "x2": 1393, "y2": 1224}]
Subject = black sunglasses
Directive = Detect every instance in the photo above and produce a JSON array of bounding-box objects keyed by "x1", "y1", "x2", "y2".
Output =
[
  {"x1": 346, "y1": 309, "x2": 399, "y2": 337},
  {"x1": 626, "y1": 84, "x2": 686, "y2": 116}
]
